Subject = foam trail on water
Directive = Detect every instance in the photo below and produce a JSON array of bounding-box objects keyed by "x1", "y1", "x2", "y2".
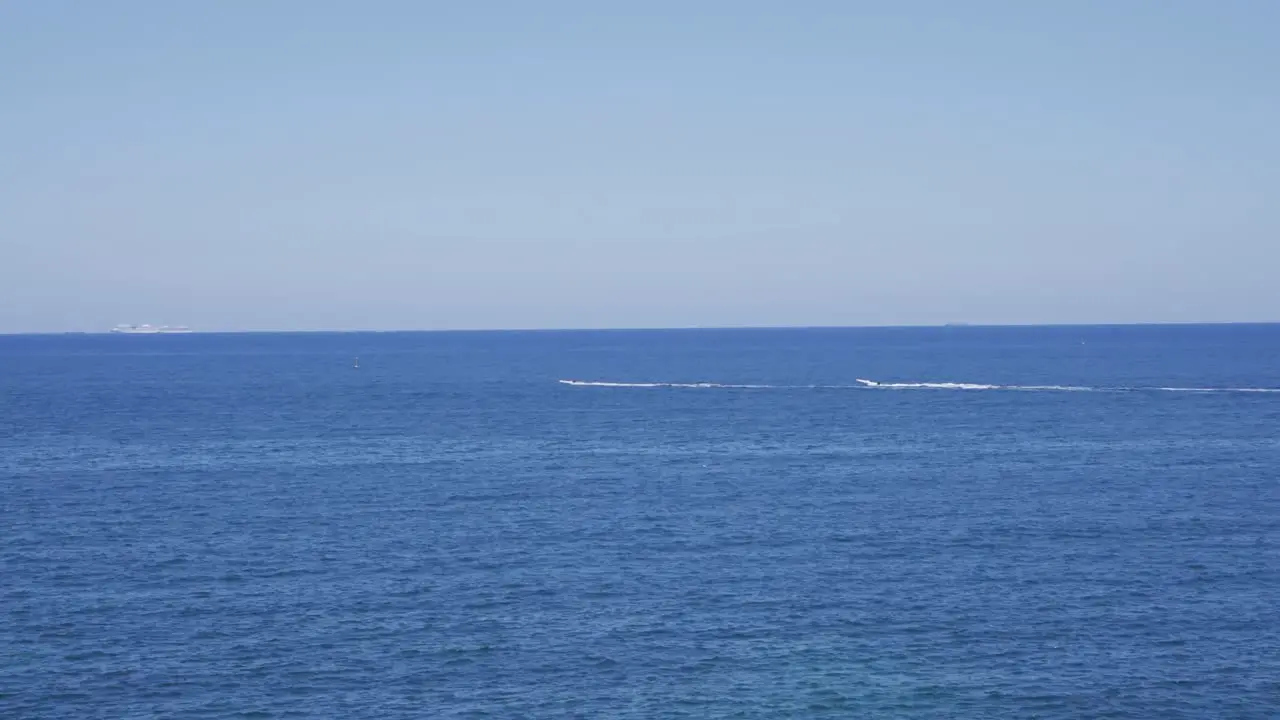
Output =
[
  {"x1": 1155, "y1": 386, "x2": 1280, "y2": 393},
  {"x1": 849, "y1": 376, "x2": 1280, "y2": 392},
  {"x1": 857, "y1": 378, "x2": 998, "y2": 390},
  {"x1": 562, "y1": 378, "x2": 1280, "y2": 394}
]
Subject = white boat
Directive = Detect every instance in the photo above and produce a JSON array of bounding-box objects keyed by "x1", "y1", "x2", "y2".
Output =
[{"x1": 111, "y1": 324, "x2": 192, "y2": 334}]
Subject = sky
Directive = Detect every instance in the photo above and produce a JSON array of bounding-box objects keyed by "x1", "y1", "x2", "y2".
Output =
[{"x1": 1, "y1": 1, "x2": 1277, "y2": 332}]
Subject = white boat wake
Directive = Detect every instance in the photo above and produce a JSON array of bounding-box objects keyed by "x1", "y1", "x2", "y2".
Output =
[{"x1": 559, "y1": 378, "x2": 1280, "y2": 394}]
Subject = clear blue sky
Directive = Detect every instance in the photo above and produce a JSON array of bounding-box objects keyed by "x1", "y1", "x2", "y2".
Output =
[{"x1": 2, "y1": 1, "x2": 1276, "y2": 332}]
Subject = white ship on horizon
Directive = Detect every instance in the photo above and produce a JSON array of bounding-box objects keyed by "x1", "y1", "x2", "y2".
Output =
[{"x1": 111, "y1": 324, "x2": 193, "y2": 334}]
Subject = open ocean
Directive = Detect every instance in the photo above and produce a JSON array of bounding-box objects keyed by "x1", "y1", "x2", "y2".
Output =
[{"x1": 2, "y1": 325, "x2": 1279, "y2": 719}]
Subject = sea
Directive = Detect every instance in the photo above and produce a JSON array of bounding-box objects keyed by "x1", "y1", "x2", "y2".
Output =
[{"x1": 2, "y1": 325, "x2": 1278, "y2": 719}]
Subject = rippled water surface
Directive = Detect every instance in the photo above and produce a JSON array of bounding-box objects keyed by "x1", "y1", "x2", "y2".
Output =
[{"x1": 3, "y1": 326, "x2": 1279, "y2": 718}]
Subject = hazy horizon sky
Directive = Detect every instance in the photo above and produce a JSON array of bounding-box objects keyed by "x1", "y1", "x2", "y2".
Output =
[{"x1": 2, "y1": 1, "x2": 1277, "y2": 333}]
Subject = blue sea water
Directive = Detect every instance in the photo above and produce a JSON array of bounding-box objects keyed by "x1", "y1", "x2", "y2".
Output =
[{"x1": 2, "y1": 325, "x2": 1279, "y2": 719}]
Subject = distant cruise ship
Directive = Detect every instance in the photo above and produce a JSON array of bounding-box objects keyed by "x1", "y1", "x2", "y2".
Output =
[{"x1": 111, "y1": 324, "x2": 192, "y2": 334}]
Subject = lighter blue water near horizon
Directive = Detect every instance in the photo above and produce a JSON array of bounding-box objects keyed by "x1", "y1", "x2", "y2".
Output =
[{"x1": 3, "y1": 325, "x2": 1279, "y2": 718}]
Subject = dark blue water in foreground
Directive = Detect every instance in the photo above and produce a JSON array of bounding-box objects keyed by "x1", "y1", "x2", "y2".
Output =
[{"x1": 3, "y1": 325, "x2": 1279, "y2": 718}]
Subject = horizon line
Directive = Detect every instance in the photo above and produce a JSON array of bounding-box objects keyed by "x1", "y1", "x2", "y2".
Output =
[{"x1": 3, "y1": 320, "x2": 1279, "y2": 336}]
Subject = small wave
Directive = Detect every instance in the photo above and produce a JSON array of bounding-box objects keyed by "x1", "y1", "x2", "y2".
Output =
[{"x1": 561, "y1": 379, "x2": 1280, "y2": 395}]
